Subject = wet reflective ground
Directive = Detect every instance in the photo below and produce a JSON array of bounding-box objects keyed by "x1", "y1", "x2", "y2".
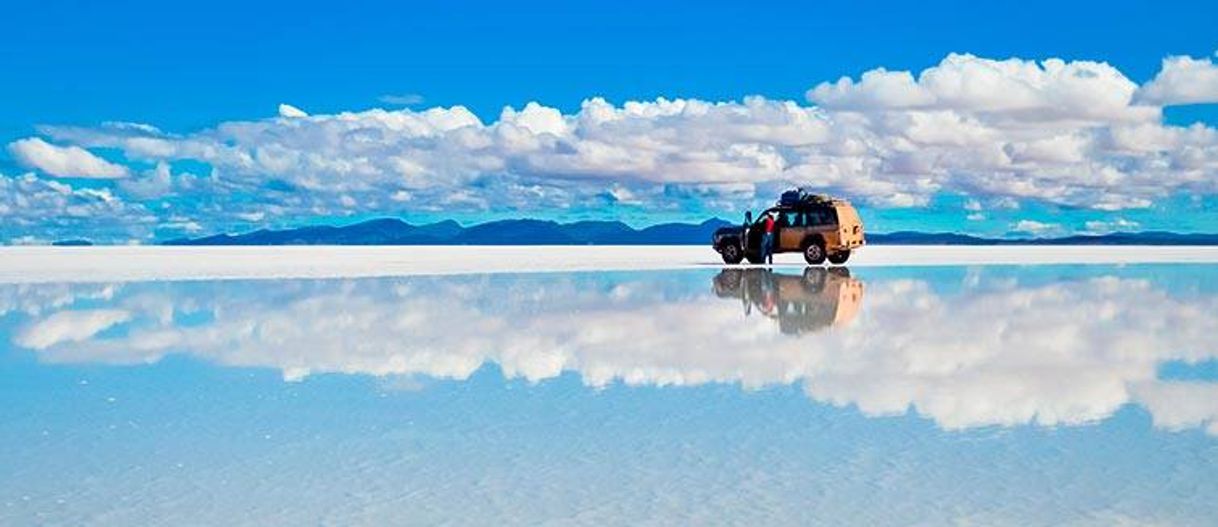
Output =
[{"x1": 2, "y1": 265, "x2": 1217, "y2": 525}]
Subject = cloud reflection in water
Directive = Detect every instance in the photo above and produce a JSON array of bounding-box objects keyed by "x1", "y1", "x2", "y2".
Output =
[{"x1": 5, "y1": 266, "x2": 1217, "y2": 434}]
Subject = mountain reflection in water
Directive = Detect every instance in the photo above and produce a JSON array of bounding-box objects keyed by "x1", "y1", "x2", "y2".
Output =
[{"x1": 3, "y1": 266, "x2": 1217, "y2": 434}]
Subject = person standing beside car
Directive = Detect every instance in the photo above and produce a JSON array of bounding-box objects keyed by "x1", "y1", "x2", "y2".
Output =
[{"x1": 761, "y1": 212, "x2": 776, "y2": 265}]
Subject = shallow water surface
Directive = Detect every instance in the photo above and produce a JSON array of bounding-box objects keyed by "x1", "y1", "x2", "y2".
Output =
[{"x1": 2, "y1": 265, "x2": 1216, "y2": 525}]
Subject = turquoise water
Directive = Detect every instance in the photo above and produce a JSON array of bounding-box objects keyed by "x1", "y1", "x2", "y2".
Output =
[{"x1": 2, "y1": 265, "x2": 1216, "y2": 525}]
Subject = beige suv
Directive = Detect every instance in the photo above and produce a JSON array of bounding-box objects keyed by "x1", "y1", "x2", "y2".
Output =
[{"x1": 712, "y1": 196, "x2": 866, "y2": 265}]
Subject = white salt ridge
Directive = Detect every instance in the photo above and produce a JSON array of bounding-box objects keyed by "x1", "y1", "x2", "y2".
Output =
[{"x1": 1, "y1": 245, "x2": 1217, "y2": 283}]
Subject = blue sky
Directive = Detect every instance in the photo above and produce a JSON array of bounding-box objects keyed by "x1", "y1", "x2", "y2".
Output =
[{"x1": 2, "y1": 0, "x2": 1217, "y2": 242}]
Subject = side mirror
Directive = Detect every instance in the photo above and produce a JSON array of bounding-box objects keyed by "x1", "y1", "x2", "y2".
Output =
[{"x1": 744, "y1": 211, "x2": 753, "y2": 225}]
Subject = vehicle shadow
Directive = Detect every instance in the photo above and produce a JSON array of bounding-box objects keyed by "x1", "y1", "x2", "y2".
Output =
[{"x1": 712, "y1": 267, "x2": 865, "y2": 335}]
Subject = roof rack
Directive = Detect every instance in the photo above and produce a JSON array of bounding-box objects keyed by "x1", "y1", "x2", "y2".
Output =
[{"x1": 778, "y1": 187, "x2": 832, "y2": 206}]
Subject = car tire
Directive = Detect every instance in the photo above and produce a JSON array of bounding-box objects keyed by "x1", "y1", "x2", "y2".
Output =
[
  {"x1": 802, "y1": 240, "x2": 827, "y2": 265},
  {"x1": 802, "y1": 267, "x2": 827, "y2": 293},
  {"x1": 827, "y1": 250, "x2": 850, "y2": 265},
  {"x1": 720, "y1": 244, "x2": 744, "y2": 264}
]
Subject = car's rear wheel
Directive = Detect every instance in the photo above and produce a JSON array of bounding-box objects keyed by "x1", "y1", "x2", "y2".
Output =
[
  {"x1": 720, "y1": 244, "x2": 744, "y2": 264},
  {"x1": 827, "y1": 250, "x2": 850, "y2": 265},
  {"x1": 802, "y1": 240, "x2": 827, "y2": 265}
]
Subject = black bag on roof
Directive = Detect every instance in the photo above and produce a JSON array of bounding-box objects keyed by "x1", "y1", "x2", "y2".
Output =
[
  {"x1": 780, "y1": 187, "x2": 830, "y2": 206},
  {"x1": 779, "y1": 189, "x2": 802, "y2": 206}
]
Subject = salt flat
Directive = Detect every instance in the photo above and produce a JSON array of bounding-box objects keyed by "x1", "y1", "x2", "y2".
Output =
[
  {"x1": 4, "y1": 258, "x2": 1218, "y2": 524},
  {"x1": 1, "y1": 245, "x2": 1217, "y2": 283}
]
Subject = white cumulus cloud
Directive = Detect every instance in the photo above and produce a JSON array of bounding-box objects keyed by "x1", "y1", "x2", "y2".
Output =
[
  {"x1": 0, "y1": 172, "x2": 147, "y2": 243},
  {"x1": 1084, "y1": 217, "x2": 1140, "y2": 234},
  {"x1": 278, "y1": 103, "x2": 309, "y2": 118},
  {"x1": 1011, "y1": 219, "x2": 1061, "y2": 236},
  {"x1": 807, "y1": 53, "x2": 1154, "y2": 122},
  {"x1": 1136, "y1": 54, "x2": 1218, "y2": 105},
  {"x1": 7, "y1": 138, "x2": 130, "y2": 179}
]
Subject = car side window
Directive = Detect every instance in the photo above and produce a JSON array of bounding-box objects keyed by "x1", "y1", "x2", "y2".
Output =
[
  {"x1": 805, "y1": 209, "x2": 822, "y2": 226},
  {"x1": 806, "y1": 208, "x2": 837, "y2": 226}
]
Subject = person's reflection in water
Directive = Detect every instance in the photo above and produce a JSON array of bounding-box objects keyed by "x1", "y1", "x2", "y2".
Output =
[
  {"x1": 713, "y1": 267, "x2": 864, "y2": 335},
  {"x1": 759, "y1": 269, "x2": 778, "y2": 315}
]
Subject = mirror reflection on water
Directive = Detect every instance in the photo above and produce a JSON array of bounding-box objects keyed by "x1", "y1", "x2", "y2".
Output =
[
  {"x1": 6, "y1": 266, "x2": 1215, "y2": 434},
  {"x1": 2, "y1": 265, "x2": 1216, "y2": 524}
]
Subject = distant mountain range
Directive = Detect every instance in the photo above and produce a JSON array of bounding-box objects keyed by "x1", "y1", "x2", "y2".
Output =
[
  {"x1": 139, "y1": 218, "x2": 1218, "y2": 246},
  {"x1": 865, "y1": 230, "x2": 1218, "y2": 245},
  {"x1": 163, "y1": 218, "x2": 736, "y2": 246}
]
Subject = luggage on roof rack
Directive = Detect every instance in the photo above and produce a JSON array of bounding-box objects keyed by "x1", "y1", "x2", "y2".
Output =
[
  {"x1": 778, "y1": 187, "x2": 831, "y2": 206},
  {"x1": 779, "y1": 189, "x2": 803, "y2": 206}
]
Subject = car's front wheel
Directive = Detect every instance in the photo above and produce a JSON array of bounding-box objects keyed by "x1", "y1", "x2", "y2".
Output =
[
  {"x1": 827, "y1": 250, "x2": 850, "y2": 265},
  {"x1": 720, "y1": 243, "x2": 744, "y2": 264}
]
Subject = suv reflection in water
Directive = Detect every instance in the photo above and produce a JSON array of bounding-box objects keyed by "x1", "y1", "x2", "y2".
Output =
[{"x1": 712, "y1": 267, "x2": 864, "y2": 335}]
